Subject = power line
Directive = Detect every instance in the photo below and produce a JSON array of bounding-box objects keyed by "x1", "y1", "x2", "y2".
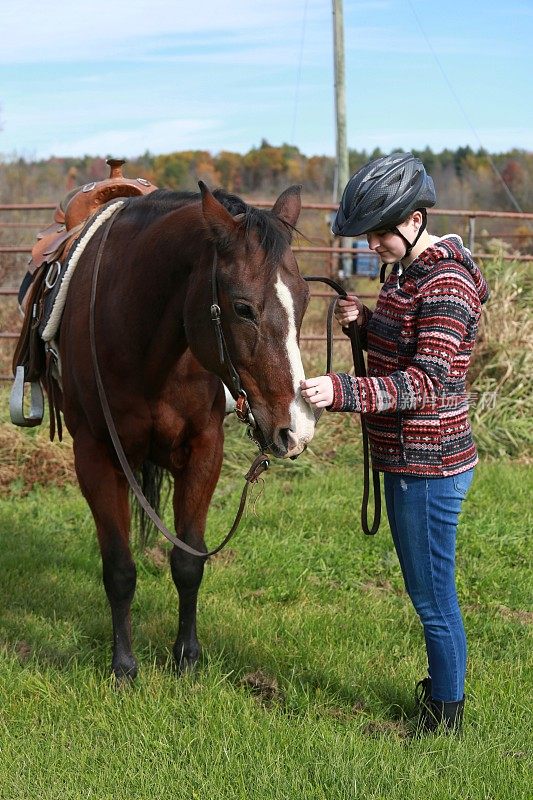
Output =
[{"x1": 406, "y1": 0, "x2": 523, "y2": 213}]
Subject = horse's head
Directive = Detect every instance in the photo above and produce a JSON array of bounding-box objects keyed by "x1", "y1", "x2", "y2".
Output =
[{"x1": 185, "y1": 183, "x2": 316, "y2": 459}]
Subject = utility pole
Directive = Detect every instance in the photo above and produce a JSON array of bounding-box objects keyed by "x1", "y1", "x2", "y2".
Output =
[{"x1": 332, "y1": 0, "x2": 352, "y2": 278}]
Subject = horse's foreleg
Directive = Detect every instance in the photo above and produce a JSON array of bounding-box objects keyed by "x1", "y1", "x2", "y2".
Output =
[
  {"x1": 73, "y1": 428, "x2": 138, "y2": 681},
  {"x1": 170, "y1": 426, "x2": 223, "y2": 672}
]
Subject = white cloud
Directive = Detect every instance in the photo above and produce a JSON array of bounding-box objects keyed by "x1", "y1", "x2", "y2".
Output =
[
  {"x1": 41, "y1": 118, "x2": 220, "y2": 159},
  {"x1": 0, "y1": 0, "x2": 327, "y2": 64}
]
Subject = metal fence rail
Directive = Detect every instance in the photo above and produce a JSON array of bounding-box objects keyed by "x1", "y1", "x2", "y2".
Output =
[
  {"x1": 1, "y1": 201, "x2": 532, "y2": 381},
  {"x1": 2, "y1": 202, "x2": 532, "y2": 260}
]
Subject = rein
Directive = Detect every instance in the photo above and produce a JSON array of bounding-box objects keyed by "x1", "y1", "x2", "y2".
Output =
[
  {"x1": 89, "y1": 204, "x2": 268, "y2": 560},
  {"x1": 304, "y1": 276, "x2": 381, "y2": 536}
]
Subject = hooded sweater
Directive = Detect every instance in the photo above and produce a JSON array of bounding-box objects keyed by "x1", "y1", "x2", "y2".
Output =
[{"x1": 327, "y1": 235, "x2": 490, "y2": 476}]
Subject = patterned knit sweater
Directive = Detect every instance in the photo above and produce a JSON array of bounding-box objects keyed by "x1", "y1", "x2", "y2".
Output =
[{"x1": 327, "y1": 235, "x2": 489, "y2": 476}]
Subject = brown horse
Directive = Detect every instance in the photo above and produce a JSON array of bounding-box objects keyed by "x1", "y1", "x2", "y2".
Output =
[{"x1": 57, "y1": 183, "x2": 315, "y2": 679}]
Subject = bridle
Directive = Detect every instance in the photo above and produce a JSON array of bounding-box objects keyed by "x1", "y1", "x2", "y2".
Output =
[{"x1": 209, "y1": 250, "x2": 257, "y2": 433}]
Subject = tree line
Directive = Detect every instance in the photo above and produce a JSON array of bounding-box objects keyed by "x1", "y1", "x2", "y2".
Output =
[
  {"x1": 0, "y1": 141, "x2": 531, "y2": 212},
  {"x1": 1, "y1": 143, "x2": 532, "y2": 254}
]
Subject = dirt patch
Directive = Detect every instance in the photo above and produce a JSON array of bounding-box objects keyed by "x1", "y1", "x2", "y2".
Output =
[
  {"x1": 504, "y1": 750, "x2": 529, "y2": 760},
  {"x1": 15, "y1": 640, "x2": 32, "y2": 662},
  {"x1": 240, "y1": 669, "x2": 283, "y2": 706},
  {"x1": 143, "y1": 544, "x2": 169, "y2": 570},
  {"x1": 362, "y1": 719, "x2": 410, "y2": 738},
  {"x1": 466, "y1": 603, "x2": 533, "y2": 625},
  {"x1": 360, "y1": 578, "x2": 403, "y2": 596},
  {"x1": 208, "y1": 548, "x2": 237, "y2": 567},
  {"x1": 245, "y1": 588, "x2": 267, "y2": 600},
  {"x1": 323, "y1": 699, "x2": 368, "y2": 722},
  {"x1": 498, "y1": 605, "x2": 533, "y2": 625}
]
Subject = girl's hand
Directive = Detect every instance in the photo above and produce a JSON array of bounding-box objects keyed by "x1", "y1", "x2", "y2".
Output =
[
  {"x1": 335, "y1": 294, "x2": 364, "y2": 328},
  {"x1": 300, "y1": 376, "x2": 334, "y2": 409}
]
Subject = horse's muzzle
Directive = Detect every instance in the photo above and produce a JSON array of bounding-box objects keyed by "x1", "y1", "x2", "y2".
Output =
[{"x1": 267, "y1": 428, "x2": 309, "y2": 459}]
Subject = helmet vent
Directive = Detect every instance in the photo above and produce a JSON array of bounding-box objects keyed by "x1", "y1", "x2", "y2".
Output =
[{"x1": 368, "y1": 195, "x2": 386, "y2": 213}]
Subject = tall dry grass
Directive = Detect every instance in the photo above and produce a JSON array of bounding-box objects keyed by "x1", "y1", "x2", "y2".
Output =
[{"x1": 469, "y1": 258, "x2": 533, "y2": 460}]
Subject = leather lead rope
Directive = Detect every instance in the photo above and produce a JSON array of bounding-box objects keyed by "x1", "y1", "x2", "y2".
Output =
[
  {"x1": 304, "y1": 276, "x2": 381, "y2": 536},
  {"x1": 89, "y1": 204, "x2": 269, "y2": 559}
]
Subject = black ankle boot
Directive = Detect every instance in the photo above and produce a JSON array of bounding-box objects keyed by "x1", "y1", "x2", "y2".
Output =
[
  {"x1": 417, "y1": 696, "x2": 465, "y2": 733},
  {"x1": 415, "y1": 676, "x2": 464, "y2": 734}
]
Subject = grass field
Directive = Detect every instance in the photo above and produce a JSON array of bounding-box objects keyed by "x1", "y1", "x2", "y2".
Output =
[{"x1": 0, "y1": 411, "x2": 531, "y2": 799}]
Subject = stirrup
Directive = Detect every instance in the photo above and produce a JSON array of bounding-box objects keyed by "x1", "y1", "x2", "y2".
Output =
[{"x1": 9, "y1": 366, "x2": 44, "y2": 427}]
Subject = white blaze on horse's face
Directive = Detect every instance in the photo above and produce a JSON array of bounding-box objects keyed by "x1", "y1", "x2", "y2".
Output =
[{"x1": 274, "y1": 274, "x2": 316, "y2": 457}]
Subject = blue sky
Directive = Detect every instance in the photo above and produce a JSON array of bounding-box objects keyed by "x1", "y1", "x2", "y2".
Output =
[{"x1": 1, "y1": 0, "x2": 531, "y2": 160}]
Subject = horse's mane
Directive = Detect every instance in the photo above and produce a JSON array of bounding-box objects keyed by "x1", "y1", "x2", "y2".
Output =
[{"x1": 130, "y1": 188, "x2": 293, "y2": 263}]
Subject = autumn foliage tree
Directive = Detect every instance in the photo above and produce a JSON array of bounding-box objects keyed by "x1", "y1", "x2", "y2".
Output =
[{"x1": 0, "y1": 142, "x2": 531, "y2": 223}]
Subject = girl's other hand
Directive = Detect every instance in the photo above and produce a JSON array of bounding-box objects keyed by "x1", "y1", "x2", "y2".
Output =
[{"x1": 335, "y1": 294, "x2": 364, "y2": 328}]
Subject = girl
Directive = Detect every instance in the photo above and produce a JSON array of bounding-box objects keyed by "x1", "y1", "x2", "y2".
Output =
[{"x1": 301, "y1": 152, "x2": 489, "y2": 733}]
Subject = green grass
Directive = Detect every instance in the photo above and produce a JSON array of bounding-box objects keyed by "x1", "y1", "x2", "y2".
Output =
[{"x1": 0, "y1": 421, "x2": 532, "y2": 799}]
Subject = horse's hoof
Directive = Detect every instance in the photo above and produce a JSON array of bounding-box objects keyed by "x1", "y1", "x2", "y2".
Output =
[
  {"x1": 111, "y1": 656, "x2": 138, "y2": 684},
  {"x1": 173, "y1": 641, "x2": 201, "y2": 674}
]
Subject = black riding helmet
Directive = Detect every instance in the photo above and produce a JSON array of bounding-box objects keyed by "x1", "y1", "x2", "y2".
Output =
[{"x1": 332, "y1": 152, "x2": 436, "y2": 240}]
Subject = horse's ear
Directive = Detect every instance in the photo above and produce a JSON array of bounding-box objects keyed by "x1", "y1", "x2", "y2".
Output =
[
  {"x1": 199, "y1": 181, "x2": 238, "y2": 248},
  {"x1": 271, "y1": 185, "x2": 302, "y2": 228}
]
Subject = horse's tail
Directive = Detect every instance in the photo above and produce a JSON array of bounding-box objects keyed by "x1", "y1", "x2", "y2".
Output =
[{"x1": 132, "y1": 461, "x2": 170, "y2": 550}]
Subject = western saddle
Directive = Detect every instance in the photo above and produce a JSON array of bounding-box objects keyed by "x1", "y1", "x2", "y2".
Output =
[{"x1": 10, "y1": 158, "x2": 158, "y2": 435}]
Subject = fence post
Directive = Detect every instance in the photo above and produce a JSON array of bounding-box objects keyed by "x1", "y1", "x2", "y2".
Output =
[{"x1": 468, "y1": 215, "x2": 476, "y2": 253}]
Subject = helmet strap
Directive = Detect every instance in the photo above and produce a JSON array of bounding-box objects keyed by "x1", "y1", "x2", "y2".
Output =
[
  {"x1": 394, "y1": 208, "x2": 428, "y2": 257},
  {"x1": 378, "y1": 208, "x2": 428, "y2": 282}
]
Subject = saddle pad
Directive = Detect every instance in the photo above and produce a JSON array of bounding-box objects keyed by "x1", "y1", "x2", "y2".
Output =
[{"x1": 40, "y1": 200, "x2": 125, "y2": 342}]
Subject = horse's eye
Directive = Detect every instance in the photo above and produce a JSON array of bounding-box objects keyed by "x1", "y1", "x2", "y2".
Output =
[{"x1": 234, "y1": 302, "x2": 256, "y2": 322}]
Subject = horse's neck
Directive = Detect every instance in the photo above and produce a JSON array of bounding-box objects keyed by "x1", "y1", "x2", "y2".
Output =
[
  {"x1": 146, "y1": 204, "x2": 211, "y2": 277},
  {"x1": 119, "y1": 206, "x2": 211, "y2": 377}
]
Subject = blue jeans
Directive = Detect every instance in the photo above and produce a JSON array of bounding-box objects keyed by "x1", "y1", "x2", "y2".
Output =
[{"x1": 383, "y1": 469, "x2": 474, "y2": 702}]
